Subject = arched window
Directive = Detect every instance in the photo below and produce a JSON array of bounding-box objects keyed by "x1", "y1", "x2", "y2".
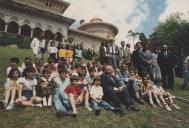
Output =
[
  {"x1": 56, "y1": 32, "x2": 62, "y2": 41},
  {"x1": 44, "y1": 30, "x2": 53, "y2": 40},
  {"x1": 33, "y1": 27, "x2": 42, "y2": 37},
  {"x1": 0, "y1": 18, "x2": 5, "y2": 31},
  {"x1": 7, "y1": 21, "x2": 19, "y2": 34},
  {"x1": 21, "y1": 24, "x2": 31, "y2": 36}
]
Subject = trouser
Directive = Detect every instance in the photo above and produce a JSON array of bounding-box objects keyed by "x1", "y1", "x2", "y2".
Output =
[
  {"x1": 182, "y1": 71, "x2": 189, "y2": 88},
  {"x1": 91, "y1": 100, "x2": 115, "y2": 111},
  {"x1": 126, "y1": 80, "x2": 140, "y2": 97},
  {"x1": 53, "y1": 89, "x2": 70, "y2": 113},
  {"x1": 103, "y1": 88, "x2": 134, "y2": 108},
  {"x1": 103, "y1": 88, "x2": 122, "y2": 109},
  {"x1": 161, "y1": 68, "x2": 174, "y2": 89},
  {"x1": 117, "y1": 88, "x2": 134, "y2": 106}
]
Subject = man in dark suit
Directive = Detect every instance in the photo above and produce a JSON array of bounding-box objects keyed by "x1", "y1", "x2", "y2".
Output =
[
  {"x1": 157, "y1": 45, "x2": 177, "y2": 89},
  {"x1": 100, "y1": 65, "x2": 139, "y2": 114},
  {"x1": 99, "y1": 41, "x2": 107, "y2": 65}
]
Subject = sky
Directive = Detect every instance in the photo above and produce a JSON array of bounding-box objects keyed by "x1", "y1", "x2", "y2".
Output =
[{"x1": 64, "y1": 0, "x2": 189, "y2": 45}]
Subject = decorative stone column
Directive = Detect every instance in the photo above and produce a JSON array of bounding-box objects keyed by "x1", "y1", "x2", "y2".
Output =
[
  {"x1": 4, "y1": 22, "x2": 8, "y2": 32},
  {"x1": 31, "y1": 28, "x2": 34, "y2": 37},
  {"x1": 18, "y1": 25, "x2": 22, "y2": 35}
]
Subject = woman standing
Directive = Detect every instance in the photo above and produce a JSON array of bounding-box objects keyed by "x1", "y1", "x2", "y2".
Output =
[{"x1": 30, "y1": 32, "x2": 46, "y2": 62}]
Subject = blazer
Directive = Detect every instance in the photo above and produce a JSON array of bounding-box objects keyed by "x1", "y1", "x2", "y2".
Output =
[{"x1": 100, "y1": 73, "x2": 121, "y2": 90}]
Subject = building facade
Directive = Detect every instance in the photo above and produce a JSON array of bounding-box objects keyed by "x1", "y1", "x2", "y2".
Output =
[{"x1": 0, "y1": 0, "x2": 119, "y2": 51}]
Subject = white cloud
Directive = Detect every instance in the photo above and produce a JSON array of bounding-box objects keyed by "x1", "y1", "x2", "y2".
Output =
[
  {"x1": 159, "y1": 0, "x2": 189, "y2": 21},
  {"x1": 64, "y1": 0, "x2": 149, "y2": 45}
]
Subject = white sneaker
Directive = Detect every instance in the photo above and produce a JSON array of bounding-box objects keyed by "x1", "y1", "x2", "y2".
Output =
[
  {"x1": 6, "y1": 103, "x2": 14, "y2": 110},
  {"x1": 85, "y1": 105, "x2": 93, "y2": 112},
  {"x1": 172, "y1": 104, "x2": 181, "y2": 110},
  {"x1": 171, "y1": 96, "x2": 176, "y2": 99},
  {"x1": 35, "y1": 104, "x2": 43, "y2": 108},
  {"x1": 165, "y1": 105, "x2": 172, "y2": 111},
  {"x1": 43, "y1": 101, "x2": 47, "y2": 107},
  {"x1": 48, "y1": 102, "x2": 52, "y2": 107},
  {"x1": 73, "y1": 109, "x2": 78, "y2": 114}
]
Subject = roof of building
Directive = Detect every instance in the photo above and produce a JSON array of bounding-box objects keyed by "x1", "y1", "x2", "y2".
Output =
[
  {"x1": 78, "y1": 20, "x2": 119, "y2": 36},
  {"x1": 0, "y1": 0, "x2": 75, "y2": 26},
  {"x1": 68, "y1": 29, "x2": 109, "y2": 41}
]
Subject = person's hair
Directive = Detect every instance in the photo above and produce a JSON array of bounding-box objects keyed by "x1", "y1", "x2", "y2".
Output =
[
  {"x1": 88, "y1": 67, "x2": 95, "y2": 73},
  {"x1": 48, "y1": 57, "x2": 55, "y2": 64},
  {"x1": 26, "y1": 67, "x2": 36, "y2": 73},
  {"x1": 93, "y1": 76, "x2": 101, "y2": 82},
  {"x1": 24, "y1": 56, "x2": 32, "y2": 62},
  {"x1": 8, "y1": 68, "x2": 21, "y2": 79},
  {"x1": 70, "y1": 75, "x2": 79, "y2": 83},
  {"x1": 59, "y1": 68, "x2": 68, "y2": 75},
  {"x1": 50, "y1": 41, "x2": 55, "y2": 46},
  {"x1": 42, "y1": 67, "x2": 51, "y2": 76},
  {"x1": 10, "y1": 57, "x2": 19, "y2": 64}
]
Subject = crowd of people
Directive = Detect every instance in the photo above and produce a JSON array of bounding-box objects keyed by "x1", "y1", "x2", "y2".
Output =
[{"x1": 0, "y1": 32, "x2": 182, "y2": 117}]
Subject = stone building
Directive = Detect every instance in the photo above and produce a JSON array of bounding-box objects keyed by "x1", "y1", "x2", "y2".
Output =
[{"x1": 0, "y1": 0, "x2": 119, "y2": 51}]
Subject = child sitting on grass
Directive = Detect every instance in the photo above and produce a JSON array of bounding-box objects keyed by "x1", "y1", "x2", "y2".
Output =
[
  {"x1": 90, "y1": 76, "x2": 115, "y2": 115},
  {"x1": 140, "y1": 76, "x2": 161, "y2": 108},
  {"x1": 16, "y1": 67, "x2": 42, "y2": 107},
  {"x1": 7, "y1": 57, "x2": 23, "y2": 76},
  {"x1": 4, "y1": 68, "x2": 22, "y2": 110},
  {"x1": 152, "y1": 83, "x2": 181, "y2": 111},
  {"x1": 65, "y1": 75, "x2": 92, "y2": 115},
  {"x1": 36, "y1": 68, "x2": 53, "y2": 107}
]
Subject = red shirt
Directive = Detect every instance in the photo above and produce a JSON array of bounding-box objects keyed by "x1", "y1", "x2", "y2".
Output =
[{"x1": 65, "y1": 84, "x2": 82, "y2": 100}]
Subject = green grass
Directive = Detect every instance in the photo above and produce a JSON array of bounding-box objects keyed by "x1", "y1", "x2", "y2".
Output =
[{"x1": 0, "y1": 47, "x2": 189, "y2": 128}]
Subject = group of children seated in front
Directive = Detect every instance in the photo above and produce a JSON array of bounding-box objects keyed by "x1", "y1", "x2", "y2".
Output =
[{"x1": 0, "y1": 56, "x2": 180, "y2": 116}]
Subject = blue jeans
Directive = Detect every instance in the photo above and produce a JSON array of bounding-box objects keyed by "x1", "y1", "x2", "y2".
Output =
[
  {"x1": 53, "y1": 88, "x2": 70, "y2": 113},
  {"x1": 91, "y1": 100, "x2": 115, "y2": 111}
]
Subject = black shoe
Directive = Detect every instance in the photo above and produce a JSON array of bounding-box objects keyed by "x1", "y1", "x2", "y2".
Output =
[
  {"x1": 127, "y1": 105, "x2": 140, "y2": 112},
  {"x1": 72, "y1": 113, "x2": 77, "y2": 118},
  {"x1": 95, "y1": 109, "x2": 101, "y2": 116},
  {"x1": 56, "y1": 110, "x2": 74, "y2": 118}
]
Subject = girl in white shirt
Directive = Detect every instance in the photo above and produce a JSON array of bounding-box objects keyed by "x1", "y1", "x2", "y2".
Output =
[
  {"x1": 16, "y1": 67, "x2": 42, "y2": 107},
  {"x1": 48, "y1": 41, "x2": 58, "y2": 61},
  {"x1": 4, "y1": 68, "x2": 22, "y2": 110}
]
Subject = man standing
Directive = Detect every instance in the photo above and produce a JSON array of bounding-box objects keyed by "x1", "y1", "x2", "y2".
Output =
[
  {"x1": 107, "y1": 40, "x2": 119, "y2": 68},
  {"x1": 157, "y1": 45, "x2": 177, "y2": 89},
  {"x1": 30, "y1": 32, "x2": 46, "y2": 61},
  {"x1": 181, "y1": 56, "x2": 189, "y2": 89},
  {"x1": 118, "y1": 41, "x2": 131, "y2": 66},
  {"x1": 132, "y1": 42, "x2": 142, "y2": 72},
  {"x1": 138, "y1": 43, "x2": 153, "y2": 77}
]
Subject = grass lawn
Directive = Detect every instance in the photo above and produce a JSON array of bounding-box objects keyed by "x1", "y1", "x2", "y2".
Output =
[{"x1": 0, "y1": 47, "x2": 189, "y2": 128}]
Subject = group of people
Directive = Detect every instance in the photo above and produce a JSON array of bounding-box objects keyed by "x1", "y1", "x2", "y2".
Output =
[
  {"x1": 30, "y1": 32, "x2": 96, "y2": 63},
  {"x1": 100, "y1": 40, "x2": 178, "y2": 90},
  {"x1": 0, "y1": 36, "x2": 182, "y2": 117}
]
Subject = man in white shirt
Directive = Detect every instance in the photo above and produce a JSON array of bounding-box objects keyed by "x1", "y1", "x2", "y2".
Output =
[{"x1": 30, "y1": 32, "x2": 46, "y2": 61}]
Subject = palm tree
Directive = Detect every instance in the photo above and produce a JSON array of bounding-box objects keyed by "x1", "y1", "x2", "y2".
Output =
[{"x1": 126, "y1": 30, "x2": 140, "y2": 50}]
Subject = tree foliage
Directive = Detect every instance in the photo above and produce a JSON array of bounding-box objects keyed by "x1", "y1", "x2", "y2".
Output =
[{"x1": 149, "y1": 13, "x2": 189, "y2": 58}]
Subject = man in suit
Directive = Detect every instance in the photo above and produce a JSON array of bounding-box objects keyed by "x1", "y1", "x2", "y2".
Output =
[
  {"x1": 132, "y1": 42, "x2": 142, "y2": 72},
  {"x1": 157, "y1": 45, "x2": 177, "y2": 89},
  {"x1": 138, "y1": 43, "x2": 153, "y2": 77},
  {"x1": 100, "y1": 65, "x2": 139, "y2": 114},
  {"x1": 99, "y1": 41, "x2": 108, "y2": 65},
  {"x1": 118, "y1": 41, "x2": 131, "y2": 66},
  {"x1": 106, "y1": 40, "x2": 119, "y2": 68}
]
